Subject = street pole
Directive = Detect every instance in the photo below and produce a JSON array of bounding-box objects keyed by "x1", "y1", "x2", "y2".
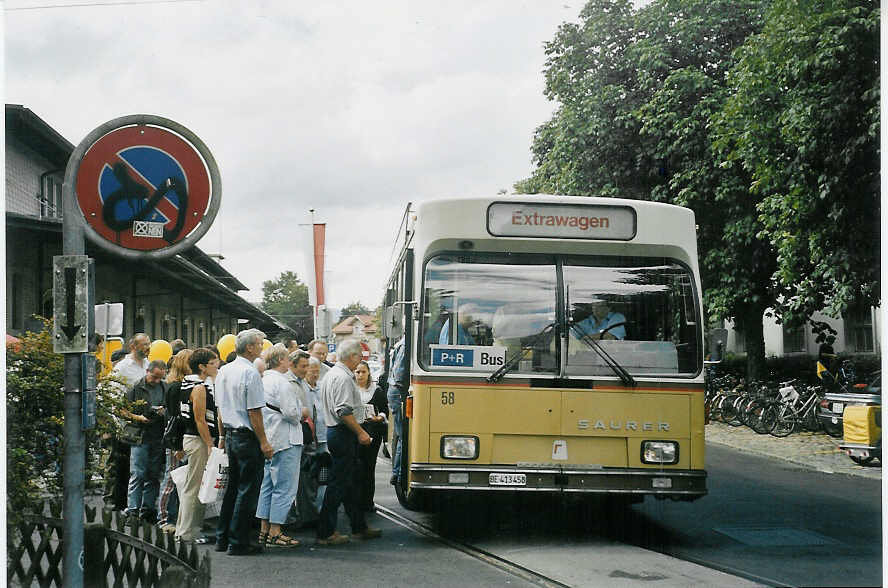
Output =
[
  {"x1": 310, "y1": 208, "x2": 318, "y2": 341},
  {"x1": 61, "y1": 161, "x2": 87, "y2": 588}
]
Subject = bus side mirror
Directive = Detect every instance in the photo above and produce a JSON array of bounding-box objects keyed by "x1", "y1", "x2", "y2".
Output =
[{"x1": 383, "y1": 306, "x2": 403, "y2": 340}]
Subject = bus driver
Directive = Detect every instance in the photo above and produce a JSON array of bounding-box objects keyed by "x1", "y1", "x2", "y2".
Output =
[{"x1": 573, "y1": 300, "x2": 626, "y2": 340}]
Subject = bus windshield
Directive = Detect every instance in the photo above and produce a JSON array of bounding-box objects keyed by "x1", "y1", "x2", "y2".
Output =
[
  {"x1": 421, "y1": 254, "x2": 557, "y2": 374},
  {"x1": 564, "y1": 256, "x2": 699, "y2": 376},
  {"x1": 420, "y1": 253, "x2": 700, "y2": 377}
]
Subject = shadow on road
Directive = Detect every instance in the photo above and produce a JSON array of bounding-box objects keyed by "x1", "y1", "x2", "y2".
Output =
[{"x1": 425, "y1": 492, "x2": 680, "y2": 550}]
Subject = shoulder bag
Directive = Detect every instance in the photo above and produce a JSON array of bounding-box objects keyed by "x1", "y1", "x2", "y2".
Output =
[{"x1": 119, "y1": 421, "x2": 145, "y2": 446}]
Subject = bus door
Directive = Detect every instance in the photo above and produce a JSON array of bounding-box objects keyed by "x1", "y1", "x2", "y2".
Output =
[{"x1": 382, "y1": 248, "x2": 414, "y2": 497}]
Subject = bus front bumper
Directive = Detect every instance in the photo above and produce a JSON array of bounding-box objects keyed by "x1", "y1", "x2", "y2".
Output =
[{"x1": 409, "y1": 464, "x2": 707, "y2": 499}]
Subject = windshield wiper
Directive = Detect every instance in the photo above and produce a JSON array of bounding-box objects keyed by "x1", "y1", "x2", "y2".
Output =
[
  {"x1": 569, "y1": 322, "x2": 636, "y2": 387},
  {"x1": 487, "y1": 321, "x2": 556, "y2": 383}
]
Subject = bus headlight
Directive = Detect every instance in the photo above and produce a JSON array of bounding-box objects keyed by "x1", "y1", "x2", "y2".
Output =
[
  {"x1": 641, "y1": 441, "x2": 679, "y2": 465},
  {"x1": 441, "y1": 436, "x2": 479, "y2": 460}
]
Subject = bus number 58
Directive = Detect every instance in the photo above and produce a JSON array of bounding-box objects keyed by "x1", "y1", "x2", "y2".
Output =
[{"x1": 441, "y1": 391, "x2": 455, "y2": 405}]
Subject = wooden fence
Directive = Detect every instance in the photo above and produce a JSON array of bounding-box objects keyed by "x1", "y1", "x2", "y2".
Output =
[{"x1": 7, "y1": 503, "x2": 211, "y2": 588}]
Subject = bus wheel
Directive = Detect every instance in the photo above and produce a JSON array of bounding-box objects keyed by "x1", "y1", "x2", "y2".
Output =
[{"x1": 395, "y1": 480, "x2": 427, "y2": 511}]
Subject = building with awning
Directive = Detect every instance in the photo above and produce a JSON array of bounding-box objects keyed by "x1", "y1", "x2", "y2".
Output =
[{"x1": 5, "y1": 104, "x2": 293, "y2": 344}]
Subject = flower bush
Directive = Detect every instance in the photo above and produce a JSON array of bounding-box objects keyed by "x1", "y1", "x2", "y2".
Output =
[{"x1": 6, "y1": 321, "x2": 127, "y2": 537}]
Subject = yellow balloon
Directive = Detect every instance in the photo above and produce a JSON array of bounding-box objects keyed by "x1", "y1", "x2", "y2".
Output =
[
  {"x1": 217, "y1": 334, "x2": 236, "y2": 361},
  {"x1": 148, "y1": 339, "x2": 173, "y2": 363},
  {"x1": 262, "y1": 339, "x2": 272, "y2": 351}
]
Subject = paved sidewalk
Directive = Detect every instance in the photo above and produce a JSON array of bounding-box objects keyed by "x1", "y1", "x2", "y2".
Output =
[{"x1": 705, "y1": 421, "x2": 881, "y2": 480}]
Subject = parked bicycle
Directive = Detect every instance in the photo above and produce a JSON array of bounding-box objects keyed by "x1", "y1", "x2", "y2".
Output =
[{"x1": 764, "y1": 381, "x2": 823, "y2": 437}]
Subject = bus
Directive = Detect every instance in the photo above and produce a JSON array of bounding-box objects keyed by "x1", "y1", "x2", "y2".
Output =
[{"x1": 381, "y1": 194, "x2": 706, "y2": 510}]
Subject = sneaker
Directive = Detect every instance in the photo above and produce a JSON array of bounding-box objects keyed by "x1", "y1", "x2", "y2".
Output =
[
  {"x1": 355, "y1": 527, "x2": 382, "y2": 540},
  {"x1": 159, "y1": 523, "x2": 176, "y2": 534},
  {"x1": 316, "y1": 532, "x2": 350, "y2": 545}
]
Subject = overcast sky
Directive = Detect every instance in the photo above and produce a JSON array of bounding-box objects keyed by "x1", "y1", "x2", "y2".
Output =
[{"x1": 6, "y1": 0, "x2": 601, "y2": 313}]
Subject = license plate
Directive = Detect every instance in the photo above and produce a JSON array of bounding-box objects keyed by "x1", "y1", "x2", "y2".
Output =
[
  {"x1": 831, "y1": 402, "x2": 844, "y2": 413},
  {"x1": 849, "y1": 448, "x2": 870, "y2": 458},
  {"x1": 488, "y1": 473, "x2": 526, "y2": 486},
  {"x1": 652, "y1": 477, "x2": 672, "y2": 489}
]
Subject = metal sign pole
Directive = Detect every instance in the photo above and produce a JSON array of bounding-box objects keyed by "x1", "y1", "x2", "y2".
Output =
[{"x1": 60, "y1": 154, "x2": 88, "y2": 588}]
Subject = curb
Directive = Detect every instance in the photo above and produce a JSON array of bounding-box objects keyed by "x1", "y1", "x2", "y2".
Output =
[{"x1": 705, "y1": 422, "x2": 881, "y2": 480}]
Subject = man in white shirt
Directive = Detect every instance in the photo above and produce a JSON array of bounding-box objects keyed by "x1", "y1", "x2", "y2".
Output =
[
  {"x1": 213, "y1": 329, "x2": 273, "y2": 556},
  {"x1": 113, "y1": 333, "x2": 151, "y2": 389}
]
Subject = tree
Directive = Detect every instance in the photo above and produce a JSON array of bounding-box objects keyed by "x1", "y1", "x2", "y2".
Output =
[
  {"x1": 339, "y1": 301, "x2": 371, "y2": 322},
  {"x1": 713, "y1": 0, "x2": 879, "y2": 325},
  {"x1": 260, "y1": 271, "x2": 313, "y2": 342},
  {"x1": 517, "y1": 0, "x2": 774, "y2": 378}
]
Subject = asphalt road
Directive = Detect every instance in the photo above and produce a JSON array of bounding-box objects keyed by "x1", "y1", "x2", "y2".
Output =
[
  {"x1": 403, "y1": 443, "x2": 881, "y2": 587},
  {"x1": 197, "y1": 442, "x2": 880, "y2": 587},
  {"x1": 628, "y1": 443, "x2": 882, "y2": 587}
]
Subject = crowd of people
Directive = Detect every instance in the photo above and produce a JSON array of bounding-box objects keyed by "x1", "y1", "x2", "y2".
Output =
[{"x1": 103, "y1": 328, "x2": 402, "y2": 556}]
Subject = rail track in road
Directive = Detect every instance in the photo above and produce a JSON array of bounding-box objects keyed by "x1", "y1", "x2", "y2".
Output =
[
  {"x1": 373, "y1": 499, "x2": 770, "y2": 587},
  {"x1": 375, "y1": 503, "x2": 572, "y2": 588}
]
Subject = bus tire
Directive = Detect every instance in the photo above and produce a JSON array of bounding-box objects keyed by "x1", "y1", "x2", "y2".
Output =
[{"x1": 395, "y1": 480, "x2": 427, "y2": 511}]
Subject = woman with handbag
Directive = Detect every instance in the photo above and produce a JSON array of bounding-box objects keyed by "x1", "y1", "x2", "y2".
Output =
[
  {"x1": 157, "y1": 349, "x2": 193, "y2": 533},
  {"x1": 256, "y1": 344, "x2": 307, "y2": 547},
  {"x1": 354, "y1": 361, "x2": 388, "y2": 512},
  {"x1": 174, "y1": 347, "x2": 220, "y2": 543}
]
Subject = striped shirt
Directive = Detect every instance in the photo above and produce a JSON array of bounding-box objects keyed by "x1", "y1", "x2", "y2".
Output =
[{"x1": 179, "y1": 374, "x2": 218, "y2": 440}]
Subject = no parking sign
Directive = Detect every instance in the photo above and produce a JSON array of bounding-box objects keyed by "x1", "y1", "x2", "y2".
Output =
[{"x1": 68, "y1": 115, "x2": 220, "y2": 260}]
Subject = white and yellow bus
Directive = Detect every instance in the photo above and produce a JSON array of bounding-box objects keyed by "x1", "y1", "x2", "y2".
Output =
[{"x1": 382, "y1": 194, "x2": 706, "y2": 510}]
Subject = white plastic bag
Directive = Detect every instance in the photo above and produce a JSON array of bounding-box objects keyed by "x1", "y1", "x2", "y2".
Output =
[
  {"x1": 170, "y1": 464, "x2": 189, "y2": 496},
  {"x1": 198, "y1": 447, "x2": 229, "y2": 504}
]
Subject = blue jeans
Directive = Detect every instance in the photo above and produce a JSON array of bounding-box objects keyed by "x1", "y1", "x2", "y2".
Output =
[
  {"x1": 126, "y1": 439, "x2": 164, "y2": 516},
  {"x1": 317, "y1": 425, "x2": 366, "y2": 539},
  {"x1": 388, "y1": 387, "x2": 404, "y2": 477},
  {"x1": 216, "y1": 430, "x2": 264, "y2": 549},
  {"x1": 256, "y1": 444, "x2": 302, "y2": 525}
]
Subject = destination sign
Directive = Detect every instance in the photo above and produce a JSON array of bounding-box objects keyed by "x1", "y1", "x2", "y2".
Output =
[{"x1": 487, "y1": 202, "x2": 636, "y2": 240}]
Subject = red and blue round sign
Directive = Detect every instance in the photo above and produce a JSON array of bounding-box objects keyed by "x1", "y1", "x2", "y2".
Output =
[{"x1": 69, "y1": 115, "x2": 220, "y2": 259}]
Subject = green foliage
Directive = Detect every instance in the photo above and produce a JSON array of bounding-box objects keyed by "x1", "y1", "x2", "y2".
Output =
[
  {"x1": 714, "y1": 0, "x2": 879, "y2": 324},
  {"x1": 6, "y1": 322, "x2": 126, "y2": 533},
  {"x1": 517, "y1": 0, "x2": 879, "y2": 377},
  {"x1": 260, "y1": 271, "x2": 313, "y2": 341},
  {"x1": 338, "y1": 301, "x2": 371, "y2": 322},
  {"x1": 517, "y1": 0, "x2": 774, "y2": 377}
]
